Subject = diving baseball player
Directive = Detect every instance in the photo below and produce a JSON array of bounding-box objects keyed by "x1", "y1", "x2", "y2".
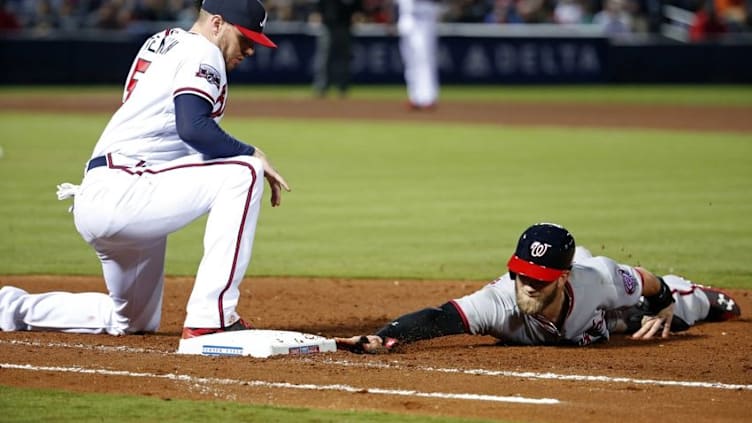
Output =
[
  {"x1": 336, "y1": 223, "x2": 741, "y2": 352},
  {"x1": 0, "y1": 0, "x2": 289, "y2": 338}
]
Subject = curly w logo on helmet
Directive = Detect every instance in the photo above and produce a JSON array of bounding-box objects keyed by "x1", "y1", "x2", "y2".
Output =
[{"x1": 530, "y1": 242, "x2": 552, "y2": 257}]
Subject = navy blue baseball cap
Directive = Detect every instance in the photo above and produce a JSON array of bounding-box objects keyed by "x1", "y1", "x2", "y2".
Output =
[
  {"x1": 507, "y1": 223, "x2": 575, "y2": 282},
  {"x1": 201, "y1": 0, "x2": 277, "y2": 48}
]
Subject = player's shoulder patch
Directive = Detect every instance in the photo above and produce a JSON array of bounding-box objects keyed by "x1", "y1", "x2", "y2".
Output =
[
  {"x1": 618, "y1": 268, "x2": 638, "y2": 295},
  {"x1": 195, "y1": 63, "x2": 221, "y2": 89}
]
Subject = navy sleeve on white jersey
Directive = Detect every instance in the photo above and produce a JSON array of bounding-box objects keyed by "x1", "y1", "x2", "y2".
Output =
[{"x1": 174, "y1": 94, "x2": 255, "y2": 158}]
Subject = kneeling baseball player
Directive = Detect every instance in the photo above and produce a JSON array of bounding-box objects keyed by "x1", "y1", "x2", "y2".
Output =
[
  {"x1": 336, "y1": 223, "x2": 741, "y2": 353},
  {"x1": 0, "y1": 0, "x2": 290, "y2": 338}
]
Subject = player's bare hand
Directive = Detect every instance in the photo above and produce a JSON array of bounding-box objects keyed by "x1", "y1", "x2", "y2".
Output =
[
  {"x1": 264, "y1": 167, "x2": 290, "y2": 207},
  {"x1": 631, "y1": 304, "x2": 674, "y2": 340},
  {"x1": 334, "y1": 335, "x2": 393, "y2": 354},
  {"x1": 253, "y1": 148, "x2": 290, "y2": 207}
]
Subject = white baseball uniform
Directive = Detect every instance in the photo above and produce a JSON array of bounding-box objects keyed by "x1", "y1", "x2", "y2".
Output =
[
  {"x1": 0, "y1": 28, "x2": 264, "y2": 335},
  {"x1": 453, "y1": 247, "x2": 712, "y2": 345},
  {"x1": 397, "y1": 0, "x2": 441, "y2": 107}
]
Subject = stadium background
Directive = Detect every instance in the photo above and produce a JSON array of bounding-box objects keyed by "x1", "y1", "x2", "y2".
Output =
[{"x1": 1, "y1": 0, "x2": 752, "y2": 84}]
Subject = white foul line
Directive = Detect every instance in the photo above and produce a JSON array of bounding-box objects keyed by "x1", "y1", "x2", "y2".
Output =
[
  {"x1": 317, "y1": 359, "x2": 752, "y2": 391},
  {"x1": 3, "y1": 339, "x2": 750, "y2": 391},
  {"x1": 0, "y1": 363, "x2": 559, "y2": 405}
]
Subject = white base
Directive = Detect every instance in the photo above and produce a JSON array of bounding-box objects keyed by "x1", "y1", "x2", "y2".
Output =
[{"x1": 176, "y1": 329, "x2": 337, "y2": 358}]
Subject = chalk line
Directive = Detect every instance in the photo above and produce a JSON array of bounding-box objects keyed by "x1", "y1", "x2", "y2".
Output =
[{"x1": 0, "y1": 363, "x2": 559, "y2": 404}]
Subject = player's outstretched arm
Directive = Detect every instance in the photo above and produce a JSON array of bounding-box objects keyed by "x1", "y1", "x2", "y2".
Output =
[
  {"x1": 335, "y1": 302, "x2": 467, "y2": 354},
  {"x1": 253, "y1": 148, "x2": 291, "y2": 207}
]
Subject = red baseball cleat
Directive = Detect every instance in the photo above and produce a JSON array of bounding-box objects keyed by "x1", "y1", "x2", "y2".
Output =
[{"x1": 181, "y1": 318, "x2": 254, "y2": 339}]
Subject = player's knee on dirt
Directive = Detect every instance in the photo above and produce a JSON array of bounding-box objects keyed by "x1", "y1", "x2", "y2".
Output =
[{"x1": 0, "y1": 286, "x2": 30, "y2": 331}]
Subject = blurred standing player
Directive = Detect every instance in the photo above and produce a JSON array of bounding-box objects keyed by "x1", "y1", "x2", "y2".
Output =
[
  {"x1": 336, "y1": 223, "x2": 741, "y2": 352},
  {"x1": 0, "y1": 0, "x2": 291, "y2": 338},
  {"x1": 312, "y1": 0, "x2": 363, "y2": 97},
  {"x1": 397, "y1": 0, "x2": 442, "y2": 109}
]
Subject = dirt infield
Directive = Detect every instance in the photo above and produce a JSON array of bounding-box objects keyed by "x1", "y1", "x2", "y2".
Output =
[
  {"x1": 1, "y1": 95, "x2": 751, "y2": 422},
  {"x1": 1, "y1": 276, "x2": 750, "y2": 422}
]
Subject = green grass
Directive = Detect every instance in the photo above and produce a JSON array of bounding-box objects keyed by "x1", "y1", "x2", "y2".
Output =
[
  {"x1": 254, "y1": 84, "x2": 752, "y2": 106},
  {"x1": 0, "y1": 110, "x2": 751, "y2": 286},
  {"x1": 0, "y1": 385, "x2": 504, "y2": 423}
]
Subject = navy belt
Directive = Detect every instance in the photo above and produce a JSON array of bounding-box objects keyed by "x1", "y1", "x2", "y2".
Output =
[{"x1": 87, "y1": 155, "x2": 107, "y2": 171}]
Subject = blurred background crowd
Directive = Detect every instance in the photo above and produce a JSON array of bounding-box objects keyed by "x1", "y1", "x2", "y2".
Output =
[{"x1": 0, "y1": 0, "x2": 749, "y2": 40}]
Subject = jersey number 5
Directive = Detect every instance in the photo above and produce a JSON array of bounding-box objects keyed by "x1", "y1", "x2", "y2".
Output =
[{"x1": 124, "y1": 58, "x2": 152, "y2": 102}]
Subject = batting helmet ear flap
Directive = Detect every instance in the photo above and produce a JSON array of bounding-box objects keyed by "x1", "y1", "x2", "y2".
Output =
[{"x1": 507, "y1": 223, "x2": 575, "y2": 282}]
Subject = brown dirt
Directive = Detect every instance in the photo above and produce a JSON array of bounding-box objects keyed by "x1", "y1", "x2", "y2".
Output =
[
  {"x1": 1, "y1": 276, "x2": 750, "y2": 422},
  {"x1": 1, "y1": 95, "x2": 751, "y2": 133},
  {"x1": 1, "y1": 94, "x2": 751, "y2": 422}
]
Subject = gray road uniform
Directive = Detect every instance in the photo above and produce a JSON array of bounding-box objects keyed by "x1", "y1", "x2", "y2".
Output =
[
  {"x1": 337, "y1": 224, "x2": 740, "y2": 354},
  {"x1": 358, "y1": 243, "x2": 728, "y2": 353},
  {"x1": 453, "y1": 247, "x2": 711, "y2": 346}
]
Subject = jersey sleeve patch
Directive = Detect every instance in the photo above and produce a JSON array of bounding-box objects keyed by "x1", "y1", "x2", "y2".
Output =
[
  {"x1": 618, "y1": 268, "x2": 638, "y2": 295},
  {"x1": 195, "y1": 63, "x2": 221, "y2": 89}
]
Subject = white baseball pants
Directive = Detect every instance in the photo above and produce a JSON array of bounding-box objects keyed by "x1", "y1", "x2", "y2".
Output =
[{"x1": 0, "y1": 153, "x2": 264, "y2": 334}]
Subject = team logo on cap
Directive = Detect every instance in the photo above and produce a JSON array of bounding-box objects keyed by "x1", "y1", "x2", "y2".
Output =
[
  {"x1": 260, "y1": 13, "x2": 267, "y2": 28},
  {"x1": 530, "y1": 241, "x2": 551, "y2": 257}
]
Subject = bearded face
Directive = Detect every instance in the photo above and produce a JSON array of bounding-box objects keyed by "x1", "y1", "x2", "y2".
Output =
[{"x1": 515, "y1": 275, "x2": 560, "y2": 315}]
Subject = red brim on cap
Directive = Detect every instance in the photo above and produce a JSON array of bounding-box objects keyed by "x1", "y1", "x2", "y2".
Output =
[
  {"x1": 235, "y1": 24, "x2": 277, "y2": 48},
  {"x1": 507, "y1": 255, "x2": 565, "y2": 283}
]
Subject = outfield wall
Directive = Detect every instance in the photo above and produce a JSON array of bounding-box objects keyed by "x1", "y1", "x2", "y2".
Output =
[{"x1": 2, "y1": 24, "x2": 751, "y2": 84}]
